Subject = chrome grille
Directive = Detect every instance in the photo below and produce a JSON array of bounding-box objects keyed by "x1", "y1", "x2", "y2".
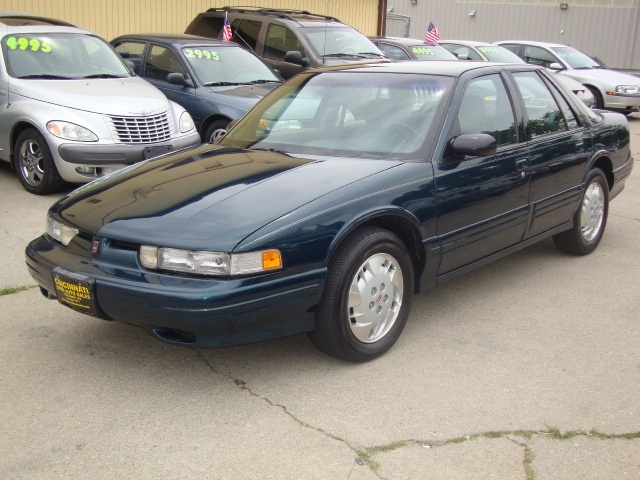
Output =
[{"x1": 106, "y1": 112, "x2": 173, "y2": 144}]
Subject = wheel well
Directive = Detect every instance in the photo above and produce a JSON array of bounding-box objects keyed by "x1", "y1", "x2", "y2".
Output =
[
  {"x1": 592, "y1": 156, "x2": 614, "y2": 190},
  {"x1": 9, "y1": 121, "x2": 39, "y2": 159},
  {"x1": 333, "y1": 216, "x2": 425, "y2": 293},
  {"x1": 200, "y1": 115, "x2": 231, "y2": 138}
]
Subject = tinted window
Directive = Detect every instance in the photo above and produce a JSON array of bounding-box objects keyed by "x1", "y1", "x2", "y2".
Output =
[
  {"x1": 146, "y1": 45, "x2": 185, "y2": 81},
  {"x1": 377, "y1": 43, "x2": 411, "y2": 61},
  {"x1": 549, "y1": 82, "x2": 579, "y2": 129},
  {"x1": 513, "y1": 71, "x2": 567, "y2": 137},
  {"x1": 264, "y1": 24, "x2": 304, "y2": 60},
  {"x1": 456, "y1": 74, "x2": 517, "y2": 147},
  {"x1": 523, "y1": 46, "x2": 558, "y2": 68},
  {"x1": 113, "y1": 41, "x2": 145, "y2": 75},
  {"x1": 442, "y1": 44, "x2": 481, "y2": 61},
  {"x1": 231, "y1": 19, "x2": 262, "y2": 51}
]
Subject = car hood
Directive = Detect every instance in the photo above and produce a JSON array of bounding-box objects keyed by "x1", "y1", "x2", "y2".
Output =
[
  {"x1": 203, "y1": 82, "x2": 281, "y2": 110},
  {"x1": 53, "y1": 144, "x2": 401, "y2": 251},
  {"x1": 10, "y1": 76, "x2": 170, "y2": 115},
  {"x1": 563, "y1": 68, "x2": 640, "y2": 88}
]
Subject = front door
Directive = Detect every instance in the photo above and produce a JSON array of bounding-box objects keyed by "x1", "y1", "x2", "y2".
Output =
[{"x1": 434, "y1": 73, "x2": 530, "y2": 275}]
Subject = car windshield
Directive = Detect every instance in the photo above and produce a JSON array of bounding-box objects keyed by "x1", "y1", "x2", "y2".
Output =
[
  {"x1": 550, "y1": 46, "x2": 602, "y2": 69},
  {"x1": 410, "y1": 45, "x2": 457, "y2": 60},
  {"x1": 476, "y1": 46, "x2": 523, "y2": 63},
  {"x1": 299, "y1": 27, "x2": 384, "y2": 58},
  {"x1": 219, "y1": 70, "x2": 454, "y2": 159},
  {"x1": 181, "y1": 45, "x2": 280, "y2": 85},
  {"x1": 2, "y1": 33, "x2": 130, "y2": 79}
]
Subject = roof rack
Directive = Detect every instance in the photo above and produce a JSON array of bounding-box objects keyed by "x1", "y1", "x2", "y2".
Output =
[{"x1": 204, "y1": 6, "x2": 341, "y2": 23}]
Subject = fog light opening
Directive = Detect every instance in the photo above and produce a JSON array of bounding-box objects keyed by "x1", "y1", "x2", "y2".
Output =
[
  {"x1": 76, "y1": 166, "x2": 96, "y2": 175},
  {"x1": 152, "y1": 327, "x2": 196, "y2": 344}
]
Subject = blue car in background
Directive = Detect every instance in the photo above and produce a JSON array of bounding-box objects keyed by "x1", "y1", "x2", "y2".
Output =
[{"x1": 112, "y1": 34, "x2": 282, "y2": 143}]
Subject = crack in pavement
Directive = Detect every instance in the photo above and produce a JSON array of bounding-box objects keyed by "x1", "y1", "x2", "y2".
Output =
[
  {"x1": 194, "y1": 349, "x2": 640, "y2": 479},
  {"x1": 195, "y1": 350, "x2": 383, "y2": 479},
  {"x1": 0, "y1": 223, "x2": 31, "y2": 243}
]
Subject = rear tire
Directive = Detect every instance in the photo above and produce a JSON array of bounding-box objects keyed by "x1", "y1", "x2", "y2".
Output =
[
  {"x1": 309, "y1": 227, "x2": 414, "y2": 362},
  {"x1": 553, "y1": 168, "x2": 608, "y2": 255},
  {"x1": 13, "y1": 128, "x2": 65, "y2": 195}
]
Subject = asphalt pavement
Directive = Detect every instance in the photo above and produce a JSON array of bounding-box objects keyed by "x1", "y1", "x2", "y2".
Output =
[{"x1": 1, "y1": 114, "x2": 639, "y2": 479}]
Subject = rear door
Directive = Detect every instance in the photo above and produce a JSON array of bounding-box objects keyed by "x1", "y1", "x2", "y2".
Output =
[
  {"x1": 434, "y1": 72, "x2": 530, "y2": 275},
  {"x1": 510, "y1": 70, "x2": 591, "y2": 237}
]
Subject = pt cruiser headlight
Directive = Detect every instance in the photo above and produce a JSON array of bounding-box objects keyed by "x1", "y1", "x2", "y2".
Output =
[
  {"x1": 179, "y1": 112, "x2": 196, "y2": 133},
  {"x1": 47, "y1": 121, "x2": 98, "y2": 141},
  {"x1": 139, "y1": 245, "x2": 282, "y2": 276},
  {"x1": 614, "y1": 85, "x2": 640, "y2": 94},
  {"x1": 47, "y1": 216, "x2": 79, "y2": 246}
]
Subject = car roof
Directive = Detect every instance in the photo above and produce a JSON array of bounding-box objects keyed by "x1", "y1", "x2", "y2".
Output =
[
  {"x1": 0, "y1": 11, "x2": 91, "y2": 35},
  {"x1": 112, "y1": 33, "x2": 231, "y2": 47},
  {"x1": 369, "y1": 36, "x2": 433, "y2": 47},
  {"x1": 202, "y1": 7, "x2": 345, "y2": 27},
  {"x1": 496, "y1": 40, "x2": 569, "y2": 48},
  {"x1": 440, "y1": 40, "x2": 496, "y2": 47},
  {"x1": 313, "y1": 59, "x2": 541, "y2": 77}
]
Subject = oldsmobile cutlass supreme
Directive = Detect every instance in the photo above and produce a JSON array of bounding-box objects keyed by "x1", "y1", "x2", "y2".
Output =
[{"x1": 26, "y1": 62, "x2": 634, "y2": 362}]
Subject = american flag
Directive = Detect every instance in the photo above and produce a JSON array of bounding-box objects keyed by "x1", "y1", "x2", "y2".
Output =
[
  {"x1": 222, "y1": 12, "x2": 233, "y2": 42},
  {"x1": 424, "y1": 22, "x2": 440, "y2": 45}
]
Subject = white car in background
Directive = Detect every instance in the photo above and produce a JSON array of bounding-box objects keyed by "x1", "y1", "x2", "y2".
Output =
[
  {"x1": 440, "y1": 40, "x2": 595, "y2": 108},
  {"x1": 496, "y1": 40, "x2": 640, "y2": 114},
  {"x1": 0, "y1": 13, "x2": 200, "y2": 194}
]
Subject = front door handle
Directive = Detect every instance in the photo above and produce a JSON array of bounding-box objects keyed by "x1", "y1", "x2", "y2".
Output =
[{"x1": 516, "y1": 158, "x2": 529, "y2": 178}]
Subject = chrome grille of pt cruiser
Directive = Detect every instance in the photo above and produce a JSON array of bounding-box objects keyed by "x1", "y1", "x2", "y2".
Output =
[{"x1": 105, "y1": 111, "x2": 173, "y2": 143}]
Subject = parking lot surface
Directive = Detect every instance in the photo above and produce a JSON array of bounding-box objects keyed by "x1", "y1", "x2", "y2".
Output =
[{"x1": 1, "y1": 114, "x2": 639, "y2": 479}]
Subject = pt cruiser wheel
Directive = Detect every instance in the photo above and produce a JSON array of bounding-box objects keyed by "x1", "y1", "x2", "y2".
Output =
[
  {"x1": 310, "y1": 227, "x2": 414, "y2": 362},
  {"x1": 14, "y1": 129, "x2": 65, "y2": 195},
  {"x1": 553, "y1": 168, "x2": 609, "y2": 255}
]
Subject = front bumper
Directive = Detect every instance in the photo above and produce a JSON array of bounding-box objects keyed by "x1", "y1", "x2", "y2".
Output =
[
  {"x1": 604, "y1": 92, "x2": 640, "y2": 112},
  {"x1": 51, "y1": 131, "x2": 201, "y2": 183},
  {"x1": 25, "y1": 234, "x2": 324, "y2": 348}
]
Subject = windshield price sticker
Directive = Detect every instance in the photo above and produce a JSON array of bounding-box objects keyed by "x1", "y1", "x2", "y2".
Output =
[
  {"x1": 413, "y1": 47, "x2": 434, "y2": 56},
  {"x1": 184, "y1": 49, "x2": 220, "y2": 60},
  {"x1": 478, "y1": 47, "x2": 499, "y2": 54},
  {"x1": 4, "y1": 36, "x2": 52, "y2": 53}
]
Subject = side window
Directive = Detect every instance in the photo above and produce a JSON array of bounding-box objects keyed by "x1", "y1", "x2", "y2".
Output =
[
  {"x1": 377, "y1": 43, "x2": 411, "y2": 61},
  {"x1": 232, "y1": 19, "x2": 262, "y2": 51},
  {"x1": 113, "y1": 41, "x2": 145, "y2": 75},
  {"x1": 455, "y1": 74, "x2": 517, "y2": 147},
  {"x1": 500, "y1": 44, "x2": 520, "y2": 56},
  {"x1": 146, "y1": 45, "x2": 185, "y2": 81},
  {"x1": 264, "y1": 24, "x2": 304, "y2": 60},
  {"x1": 513, "y1": 71, "x2": 567, "y2": 137},
  {"x1": 523, "y1": 46, "x2": 558, "y2": 68},
  {"x1": 448, "y1": 45, "x2": 481, "y2": 61},
  {"x1": 549, "y1": 82, "x2": 579, "y2": 129}
]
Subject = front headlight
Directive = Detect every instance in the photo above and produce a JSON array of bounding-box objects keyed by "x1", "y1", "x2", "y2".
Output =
[
  {"x1": 47, "y1": 216, "x2": 79, "y2": 246},
  {"x1": 139, "y1": 245, "x2": 282, "y2": 276},
  {"x1": 615, "y1": 85, "x2": 640, "y2": 94},
  {"x1": 47, "y1": 121, "x2": 98, "y2": 141},
  {"x1": 179, "y1": 112, "x2": 196, "y2": 133}
]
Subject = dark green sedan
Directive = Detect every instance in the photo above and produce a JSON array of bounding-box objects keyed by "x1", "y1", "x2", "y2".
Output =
[{"x1": 26, "y1": 61, "x2": 634, "y2": 362}]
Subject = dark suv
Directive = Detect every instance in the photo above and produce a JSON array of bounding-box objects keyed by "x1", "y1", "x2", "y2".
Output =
[{"x1": 185, "y1": 7, "x2": 386, "y2": 79}]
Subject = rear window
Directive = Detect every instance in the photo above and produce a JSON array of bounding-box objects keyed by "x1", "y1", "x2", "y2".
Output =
[{"x1": 186, "y1": 15, "x2": 224, "y2": 39}]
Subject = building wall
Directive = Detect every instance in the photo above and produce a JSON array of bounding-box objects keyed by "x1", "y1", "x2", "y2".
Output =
[
  {"x1": 3, "y1": 0, "x2": 381, "y2": 41},
  {"x1": 389, "y1": 0, "x2": 640, "y2": 69}
]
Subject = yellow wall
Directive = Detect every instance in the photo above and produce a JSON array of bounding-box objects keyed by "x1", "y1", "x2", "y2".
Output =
[{"x1": 4, "y1": 1, "x2": 380, "y2": 41}]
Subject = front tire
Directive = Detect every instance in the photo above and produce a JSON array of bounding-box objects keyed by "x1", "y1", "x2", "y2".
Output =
[
  {"x1": 203, "y1": 119, "x2": 230, "y2": 143},
  {"x1": 13, "y1": 128, "x2": 65, "y2": 195},
  {"x1": 553, "y1": 168, "x2": 609, "y2": 255},
  {"x1": 309, "y1": 227, "x2": 414, "y2": 362},
  {"x1": 586, "y1": 86, "x2": 604, "y2": 109}
]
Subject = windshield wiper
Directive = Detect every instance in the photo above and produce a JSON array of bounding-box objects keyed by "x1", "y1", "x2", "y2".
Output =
[
  {"x1": 246, "y1": 79, "x2": 280, "y2": 84},
  {"x1": 18, "y1": 74, "x2": 73, "y2": 80},
  {"x1": 358, "y1": 52, "x2": 386, "y2": 58},
  {"x1": 203, "y1": 81, "x2": 246, "y2": 86},
  {"x1": 322, "y1": 53, "x2": 367, "y2": 59},
  {"x1": 82, "y1": 73, "x2": 125, "y2": 79}
]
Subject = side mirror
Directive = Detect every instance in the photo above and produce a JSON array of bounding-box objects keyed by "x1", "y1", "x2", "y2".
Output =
[
  {"x1": 166, "y1": 72, "x2": 194, "y2": 87},
  {"x1": 284, "y1": 50, "x2": 309, "y2": 67},
  {"x1": 449, "y1": 133, "x2": 497, "y2": 157},
  {"x1": 549, "y1": 62, "x2": 564, "y2": 71}
]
